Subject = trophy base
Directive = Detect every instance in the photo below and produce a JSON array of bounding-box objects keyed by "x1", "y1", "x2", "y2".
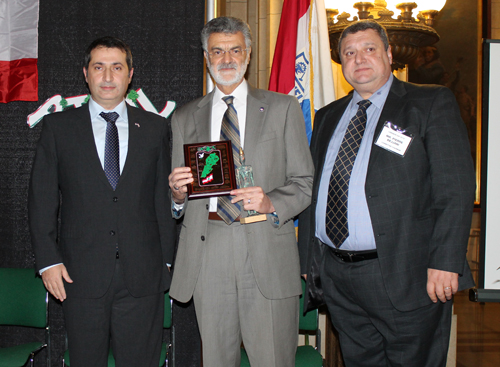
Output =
[{"x1": 240, "y1": 214, "x2": 267, "y2": 224}]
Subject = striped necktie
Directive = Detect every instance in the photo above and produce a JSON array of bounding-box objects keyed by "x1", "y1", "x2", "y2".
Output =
[
  {"x1": 100, "y1": 111, "x2": 120, "y2": 190},
  {"x1": 325, "y1": 99, "x2": 372, "y2": 247},
  {"x1": 216, "y1": 96, "x2": 242, "y2": 224}
]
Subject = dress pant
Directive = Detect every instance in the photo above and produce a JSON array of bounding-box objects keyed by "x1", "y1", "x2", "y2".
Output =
[
  {"x1": 321, "y1": 246, "x2": 453, "y2": 367},
  {"x1": 63, "y1": 259, "x2": 164, "y2": 367},
  {"x1": 193, "y1": 219, "x2": 299, "y2": 367}
]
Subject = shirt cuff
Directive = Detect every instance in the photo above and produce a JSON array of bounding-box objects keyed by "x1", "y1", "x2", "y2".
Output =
[
  {"x1": 269, "y1": 211, "x2": 279, "y2": 228},
  {"x1": 39, "y1": 263, "x2": 63, "y2": 275},
  {"x1": 172, "y1": 201, "x2": 184, "y2": 219}
]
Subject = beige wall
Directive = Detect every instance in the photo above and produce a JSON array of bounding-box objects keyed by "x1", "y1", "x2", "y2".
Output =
[
  {"x1": 493, "y1": 0, "x2": 500, "y2": 39},
  {"x1": 219, "y1": 0, "x2": 283, "y2": 89}
]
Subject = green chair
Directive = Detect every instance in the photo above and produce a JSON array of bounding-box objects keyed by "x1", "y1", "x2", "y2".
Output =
[
  {"x1": 62, "y1": 291, "x2": 174, "y2": 367},
  {"x1": 240, "y1": 279, "x2": 323, "y2": 366},
  {"x1": 0, "y1": 267, "x2": 50, "y2": 367}
]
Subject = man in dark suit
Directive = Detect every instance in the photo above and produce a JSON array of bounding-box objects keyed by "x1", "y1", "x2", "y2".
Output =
[
  {"x1": 168, "y1": 17, "x2": 313, "y2": 367},
  {"x1": 298, "y1": 20, "x2": 475, "y2": 366},
  {"x1": 29, "y1": 37, "x2": 175, "y2": 367}
]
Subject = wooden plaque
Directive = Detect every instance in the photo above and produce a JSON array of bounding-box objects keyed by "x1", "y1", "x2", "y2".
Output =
[{"x1": 183, "y1": 140, "x2": 236, "y2": 199}]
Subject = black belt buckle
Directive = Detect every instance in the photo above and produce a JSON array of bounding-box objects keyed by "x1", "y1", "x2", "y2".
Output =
[
  {"x1": 334, "y1": 251, "x2": 354, "y2": 262},
  {"x1": 332, "y1": 249, "x2": 377, "y2": 262}
]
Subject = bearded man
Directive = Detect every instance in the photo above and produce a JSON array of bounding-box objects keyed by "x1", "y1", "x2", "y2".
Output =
[{"x1": 167, "y1": 16, "x2": 314, "y2": 367}]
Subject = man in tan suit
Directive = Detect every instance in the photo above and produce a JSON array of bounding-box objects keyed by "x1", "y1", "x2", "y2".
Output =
[{"x1": 168, "y1": 16, "x2": 313, "y2": 367}]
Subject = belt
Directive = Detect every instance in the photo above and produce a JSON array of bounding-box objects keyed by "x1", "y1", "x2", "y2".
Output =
[
  {"x1": 208, "y1": 212, "x2": 240, "y2": 222},
  {"x1": 326, "y1": 246, "x2": 378, "y2": 263}
]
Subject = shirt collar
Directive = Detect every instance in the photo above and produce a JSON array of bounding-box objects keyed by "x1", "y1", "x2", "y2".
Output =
[
  {"x1": 213, "y1": 79, "x2": 248, "y2": 106},
  {"x1": 352, "y1": 74, "x2": 393, "y2": 110},
  {"x1": 89, "y1": 97, "x2": 128, "y2": 122}
]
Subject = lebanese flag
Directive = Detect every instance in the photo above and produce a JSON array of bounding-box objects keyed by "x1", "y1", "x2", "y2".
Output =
[
  {"x1": 0, "y1": 0, "x2": 39, "y2": 103},
  {"x1": 269, "y1": 0, "x2": 334, "y2": 142}
]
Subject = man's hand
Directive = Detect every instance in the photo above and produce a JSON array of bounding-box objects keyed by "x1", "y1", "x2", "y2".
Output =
[
  {"x1": 231, "y1": 186, "x2": 275, "y2": 214},
  {"x1": 169, "y1": 167, "x2": 193, "y2": 204},
  {"x1": 427, "y1": 268, "x2": 459, "y2": 303},
  {"x1": 41, "y1": 264, "x2": 73, "y2": 301}
]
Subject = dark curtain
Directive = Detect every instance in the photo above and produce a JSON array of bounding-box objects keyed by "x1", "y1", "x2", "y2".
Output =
[{"x1": 0, "y1": 1, "x2": 204, "y2": 365}]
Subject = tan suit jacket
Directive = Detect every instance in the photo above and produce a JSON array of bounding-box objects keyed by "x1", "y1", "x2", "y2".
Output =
[{"x1": 169, "y1": 85, "x2": 314, "y2": 302}]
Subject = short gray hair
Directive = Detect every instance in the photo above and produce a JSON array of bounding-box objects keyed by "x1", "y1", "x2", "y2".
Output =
[
  {"x1": 201, "y1": 17, "x2": 252, "y2": 51},
  {"x1": 338, "y1": 20, "x2": 390, "y2": 56}
]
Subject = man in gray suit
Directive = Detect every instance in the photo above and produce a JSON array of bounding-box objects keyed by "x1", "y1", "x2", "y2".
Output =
[
  {"x1": 299, "y1": 20, "x2": 475, "y2": 366},
  {"x1": 168, "y1": 17, "x2": 313, "y2": 367}
]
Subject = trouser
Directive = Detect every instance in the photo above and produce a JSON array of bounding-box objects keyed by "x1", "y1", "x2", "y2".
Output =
[{"x1": 63, "y1": 259, "x2": 164, "y2": 367}]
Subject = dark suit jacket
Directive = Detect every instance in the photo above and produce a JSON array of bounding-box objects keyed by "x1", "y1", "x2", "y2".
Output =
[
  {"x1": 298, "y1": 77, "x2": 476, "y2": 312},
  {"x1": 29, "y1": 103, "x2": 175, "y2": 299}
]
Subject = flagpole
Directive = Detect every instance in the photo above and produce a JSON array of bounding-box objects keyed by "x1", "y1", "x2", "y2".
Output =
[{"x1": 205, "y1": 0, "x2": 216, "y2": 94}]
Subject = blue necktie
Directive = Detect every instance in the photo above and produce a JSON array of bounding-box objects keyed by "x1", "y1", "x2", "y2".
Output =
[
  {"x1": 100, "y1": 112, "x2": 120, "y2": 190},
  {"x1": 326, "y1": 100, "x2": 372, "y2": 247},
  {"x1": 217, "y1": 96, "x2": 242, "y2": 224}
]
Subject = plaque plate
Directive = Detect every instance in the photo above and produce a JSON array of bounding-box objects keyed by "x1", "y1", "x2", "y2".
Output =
[{"x1": 184, "y1": 140, "x2": 236, "y2": 199}]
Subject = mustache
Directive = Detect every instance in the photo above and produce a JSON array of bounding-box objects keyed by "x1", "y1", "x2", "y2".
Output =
[{"x1": 217, "y1": 62, "x2": 238, "y2": 71}]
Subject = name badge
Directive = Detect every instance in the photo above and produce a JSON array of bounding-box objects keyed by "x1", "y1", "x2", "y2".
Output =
[{"x1": 375, "y1": 122, "x2": 413, "y2": 157}]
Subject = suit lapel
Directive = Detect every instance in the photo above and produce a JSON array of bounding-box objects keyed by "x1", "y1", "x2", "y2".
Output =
[
  {"x1": 314, "y1": 96, "x2": 352, "y2": 188},
  {"x1": 194, "y1": 92, "x2": 213, "y2": 143},
  {"x1": 119, "y1": 104, "x2": 139, "y2": 185},
  {"x1": 244, "y1": 86, "x2": 268, "y2": 163},
  {"x1": 368, "y1": 77, "x2": 407, "y2": 168}
]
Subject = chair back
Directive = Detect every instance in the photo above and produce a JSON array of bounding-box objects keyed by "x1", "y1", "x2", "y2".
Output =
[
  {"x1": 299, "y1": 279, "x2": 318, "y2": 331},
  {"x1": 163, "y1": 291, "x2": 172, "y2": 328},
  {"x1": 0, "y1": 268, "x2": 47, "y2": 328}
]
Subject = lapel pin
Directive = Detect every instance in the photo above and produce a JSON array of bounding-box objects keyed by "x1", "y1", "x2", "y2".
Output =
[
  {"x1": 259, "y1": 107, "x2": 264, "y2": 112},
  {"x1": 135, "y1": 123, "x2": 140, "y2": 127}
]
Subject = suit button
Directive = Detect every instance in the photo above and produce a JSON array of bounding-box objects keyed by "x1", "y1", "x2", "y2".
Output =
[
  {"x1": 201, "y1": 236, "x2": 205, "y2": 241},
  {"x1": 113, "y1": 197, "x2": 118, "y2": 202},
  {"x1": 110, "y1": 231, "x2": 116, "y2": 236},
  {"x1": 206, "y1": 204, "x2": 209, "y2": 210}
]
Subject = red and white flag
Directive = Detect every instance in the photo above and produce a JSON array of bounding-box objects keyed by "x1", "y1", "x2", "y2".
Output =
[
  {"x1": 0, "y1": 0, "x2": 39, "y2": 103},
  {"x1": 269, "y1": 0, "x2": 334, "y2": 142}
]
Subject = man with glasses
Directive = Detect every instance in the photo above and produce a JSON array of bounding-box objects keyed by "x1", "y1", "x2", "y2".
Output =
[{"x1": 168, "y1": 16, "x2": 313, "y2": 367}]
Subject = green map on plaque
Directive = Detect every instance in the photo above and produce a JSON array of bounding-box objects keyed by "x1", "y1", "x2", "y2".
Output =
[{"x1": 201, "y1": 153, "x2": 220, "y2": 178}]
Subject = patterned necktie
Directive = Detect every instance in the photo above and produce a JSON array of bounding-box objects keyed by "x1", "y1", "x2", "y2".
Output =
[
  {"x1": 217, "y1": 96, "x2": 242, "y2": 224},
  {"x1": 326, "y1": 99, "x2": 372, "y2": 247},
  {"x1": 100, "y1": 111, "x2": 120, "y2": 190}
]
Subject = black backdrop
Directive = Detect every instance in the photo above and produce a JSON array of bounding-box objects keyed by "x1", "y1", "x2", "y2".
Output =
[{"x1": 0, "y1": 0, "x2": 204, "y2": 366}]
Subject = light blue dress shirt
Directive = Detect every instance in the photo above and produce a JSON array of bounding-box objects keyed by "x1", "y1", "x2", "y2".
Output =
[{"x1": 315, "y1": 75, "x2": 394, "y2": 251}]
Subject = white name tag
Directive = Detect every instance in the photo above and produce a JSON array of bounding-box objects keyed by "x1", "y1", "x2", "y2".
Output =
[{"x1": 375, "y1": 122, "x2": 413, "y2": 157}]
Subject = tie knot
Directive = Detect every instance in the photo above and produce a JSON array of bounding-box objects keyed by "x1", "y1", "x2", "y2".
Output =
[
  {"x1": 100, "y1": 112, "x2": 119, "y2": 124},
  {"x1": 222, "y1": 96, "x2": 234, "y2": 106},
  {"x1": 357, "y1": 99, "x2": 371, "y2": 112}
]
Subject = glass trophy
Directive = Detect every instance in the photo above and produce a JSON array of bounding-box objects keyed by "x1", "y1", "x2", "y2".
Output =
[{"x1": 236, "y1": 148, "x2": 267, "y2": 224}]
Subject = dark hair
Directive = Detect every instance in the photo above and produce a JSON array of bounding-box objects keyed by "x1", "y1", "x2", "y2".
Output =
[
  {"x1": 201, "y1": 16, "x2": 252, "y2": 51},
  {"x1": 338, "y1": 20, "x2": 390, "y2": 56},
  {"x1": 84, "y1": 36, "x2": 133, "y2": 71}
]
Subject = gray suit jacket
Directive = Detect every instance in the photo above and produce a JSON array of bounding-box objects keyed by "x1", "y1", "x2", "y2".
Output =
[
  {"x1": 29, "y1": 103, "x2": 175, "y2": 299},
  {"x1": 298, "y1": 78, "x2": 476, "y2": 312},
  {"x1": 169, "y1": 85, "x2": 314, "y2": 302}
]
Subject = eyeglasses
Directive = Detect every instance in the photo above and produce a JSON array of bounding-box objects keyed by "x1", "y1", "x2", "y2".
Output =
[{"x1": 207, "y1": 48, "x2": 248, "y2": 59}]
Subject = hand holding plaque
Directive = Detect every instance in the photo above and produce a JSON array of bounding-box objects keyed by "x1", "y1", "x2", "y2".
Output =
[{"x1": 236, "y1": 148, "x2": 267, "y2": 224}]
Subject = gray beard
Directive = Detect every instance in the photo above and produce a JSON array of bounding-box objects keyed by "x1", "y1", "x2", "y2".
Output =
[{"x1": 208, "y1": 58, "x2": 248, "y2": 87}]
